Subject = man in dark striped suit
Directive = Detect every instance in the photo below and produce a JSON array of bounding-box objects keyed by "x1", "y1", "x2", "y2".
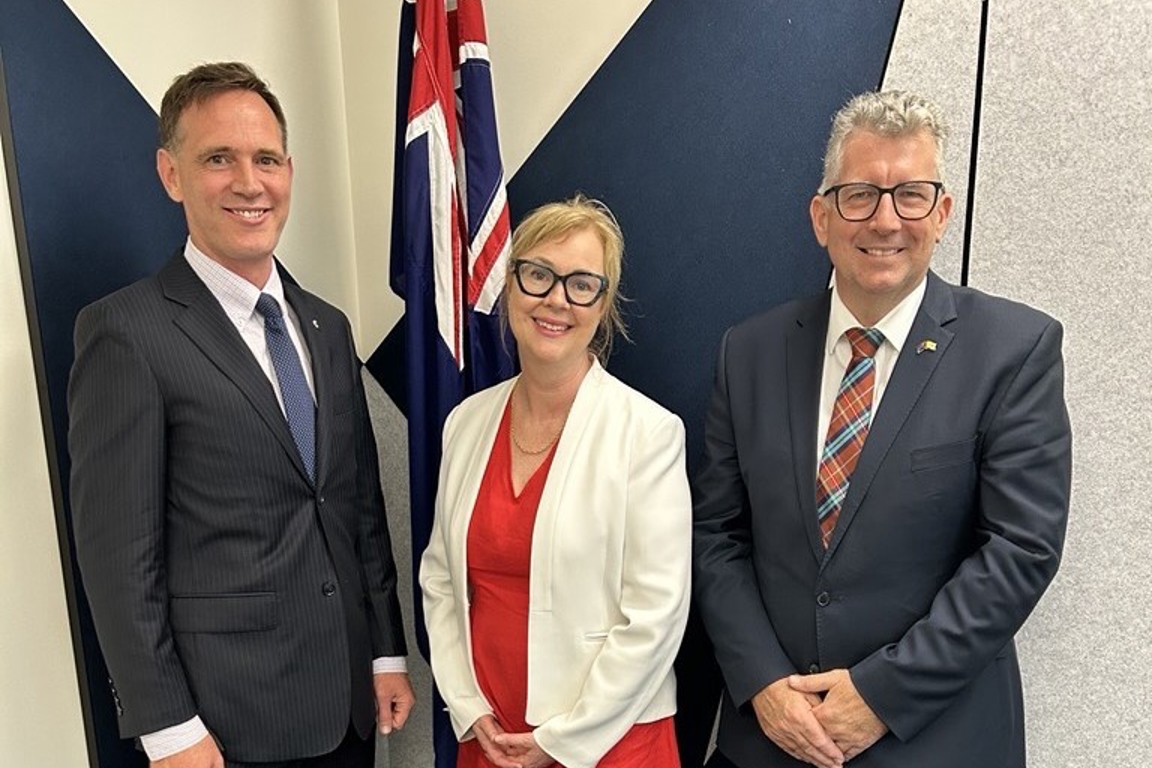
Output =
[{"x1": 69, "y1": 62, "x2": 413, "y2": 768}]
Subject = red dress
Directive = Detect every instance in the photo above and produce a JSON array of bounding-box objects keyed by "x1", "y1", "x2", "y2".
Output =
[{"x1": 457, "y1": 405, "x2": 679, "y2": 768}]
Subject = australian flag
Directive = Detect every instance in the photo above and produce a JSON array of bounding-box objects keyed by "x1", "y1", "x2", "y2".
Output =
[{"x1": 389, "y1": 0, "x2": 515, "y2": 764}]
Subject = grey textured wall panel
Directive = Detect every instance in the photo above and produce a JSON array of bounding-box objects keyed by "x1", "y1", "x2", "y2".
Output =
[
  {"x1": 969, "y1": 1, "x2": 1152, "y2": 764},
  {"x1": 363, "y1": 370, "x2": 435, "y2": 767},
  {"x1": 882, "y1": 0, "x2": 982, "y2": 286}
]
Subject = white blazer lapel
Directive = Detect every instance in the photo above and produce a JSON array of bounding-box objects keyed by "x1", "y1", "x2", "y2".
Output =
[{"x1": 529, "y1": 360, "x2": 607, "y2": 613}]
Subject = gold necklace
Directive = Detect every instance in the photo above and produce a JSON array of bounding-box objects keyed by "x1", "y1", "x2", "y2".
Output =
[
  {"x1": 510, "y1": 420, "x2": 561, "y2": 455},
  {"x1": 509, "y1": 386, "x2": 569, "y2": 455}
]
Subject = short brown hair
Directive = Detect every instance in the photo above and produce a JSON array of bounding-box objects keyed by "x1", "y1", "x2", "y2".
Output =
[
  {"x1": 504, "y1": 194, "x2": 630, "y2": 363},
  {"x1": 159, "y1": 62, "x2": 287, "y2": 151}
]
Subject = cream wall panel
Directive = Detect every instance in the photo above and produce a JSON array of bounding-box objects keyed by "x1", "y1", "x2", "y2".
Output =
[
  {"x1": 484, "y1": 1, "x2": 651, "y2": 179},
  {"x1": 969, "y1": 1, "x2": 1152, "y2": 764},
  {"x1": 0, "y1": 146, "x2": 88, "y2": 764},
  {"x1": 337, "y1": 0, "x2": 403, "y2": 353},
  {"x1": 64, "y1": 0, "x2": 361, "y2": 329},
  {"x1": 882, "y1": 0, "x2": 982, "y2": 285}
]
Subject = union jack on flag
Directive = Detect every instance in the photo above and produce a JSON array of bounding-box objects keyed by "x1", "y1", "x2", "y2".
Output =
[{"x1": 389, "y1": 0, "x2": 515, "y2": 764}]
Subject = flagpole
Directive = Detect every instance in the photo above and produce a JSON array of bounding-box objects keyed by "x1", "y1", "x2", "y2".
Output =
[{"x1": 961, "y1": 0, "x2": 990, "y2": 287}]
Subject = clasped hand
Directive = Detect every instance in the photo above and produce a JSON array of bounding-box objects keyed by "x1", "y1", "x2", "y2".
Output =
[
  {"x1": 753, "y1": 669, "x2": 887, "y2": 766},
  {"x1": 471, "y1": 715, "x2": 555, "y2": 768}
]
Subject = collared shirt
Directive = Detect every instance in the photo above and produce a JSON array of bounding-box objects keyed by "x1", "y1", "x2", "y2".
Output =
[
  {"x1": 140, "y1": 240, "x2": 405, "y2": 760},
  {"x1": 816, "y1": 276, "x2": 927, "y2": 466},
  {"x1": 184, "y1": 239, "x2": 316, "y2": 408}
]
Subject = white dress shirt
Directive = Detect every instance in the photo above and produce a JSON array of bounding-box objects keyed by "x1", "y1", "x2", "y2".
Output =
[
  {"x1": 816, "y1": 276, "x2": 927, "y2": 465},
  {"x1": 140, "y1": 241, "x2": 404, "y2": 759}
]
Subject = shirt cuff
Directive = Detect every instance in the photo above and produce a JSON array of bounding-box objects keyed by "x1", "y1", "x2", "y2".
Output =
[
  {"x1": 373, "y1": 656, "x2": 408, "y2": 675},
  {"x1": 139, "y1": 716, "x2": 209, "y2": 760}
]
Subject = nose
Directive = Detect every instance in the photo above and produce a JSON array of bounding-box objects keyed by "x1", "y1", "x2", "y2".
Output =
[
  {"x1": 542, "y1": 278, "x2": 570, "y2": 307},
  {"x1": 231, "y1": 160, "x2": 261, "y2": 197},
  {"x1": 868, "y1": 190, "x2": 902, "y2": 232}
]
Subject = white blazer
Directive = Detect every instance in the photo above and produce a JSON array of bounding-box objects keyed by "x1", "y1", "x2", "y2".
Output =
[{"x1": 419, "y1": 360, "x2": 691, "y2": 768}]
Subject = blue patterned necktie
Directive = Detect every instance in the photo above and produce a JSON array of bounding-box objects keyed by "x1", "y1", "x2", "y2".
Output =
[{"x1": 255, "y1": 293, "x2": 316, "y2": 482}]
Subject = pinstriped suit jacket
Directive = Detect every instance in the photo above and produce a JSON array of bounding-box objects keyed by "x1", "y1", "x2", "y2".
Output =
[{"x1": 68, "y1": 252, "x2": 406, "y2": 762}]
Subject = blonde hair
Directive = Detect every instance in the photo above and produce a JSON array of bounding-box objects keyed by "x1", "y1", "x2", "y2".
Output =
[{"x1": 504, "y1": 194, "x2": 630, "y2": 362}]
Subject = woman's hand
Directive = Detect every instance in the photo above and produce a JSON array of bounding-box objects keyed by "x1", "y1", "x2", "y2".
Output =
[
  {"x1": 491, "y1": 731, "x2": 556, "y2": 768},
  {"x1": 470, "y1": 715, "x2": 521, "y2": 768}
]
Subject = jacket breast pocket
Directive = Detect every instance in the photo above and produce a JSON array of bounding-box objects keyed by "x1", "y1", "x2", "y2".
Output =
[
  {"x1": 910, "y1": 436, "x2": 978, "y2": 473},
  {"x1": 169, "y1": 592, "x2": 279, "y2": 633}
]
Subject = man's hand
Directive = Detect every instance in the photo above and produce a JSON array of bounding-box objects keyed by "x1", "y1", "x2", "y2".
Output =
[
  {"x1": 150, "y1": 734, "x2": 223, "y2": 768},
  {"x1": 469, "y1": 714, "x2": 520, "y2": 768},
  {"x1": 752, "y1": 678, "x2": 844, "y2": 768},
  {"x1": 789, "y1": 669, "x2": 888, "y2": 761},
  {"x1": 373, "y1": 672, "x2": 415, "y2": 735},
  {"x1": 491, "y1": 731, "x2": 556, "y2": 768}
]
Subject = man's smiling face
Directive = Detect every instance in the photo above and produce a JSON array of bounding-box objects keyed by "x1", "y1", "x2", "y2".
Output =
[
  {"x1": 810, "y1": 129, "x2": 952, "y2": 324},
  {"x1": 156, "y1": 89, "x2": 292, "y2": 284}
]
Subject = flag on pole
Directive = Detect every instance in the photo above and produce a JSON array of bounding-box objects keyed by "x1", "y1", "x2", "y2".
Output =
[{"x1": 391, "y1": 1, "x2": 515, "y2": 764}]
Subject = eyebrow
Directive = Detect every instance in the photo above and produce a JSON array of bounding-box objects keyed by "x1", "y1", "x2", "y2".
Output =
[{"x1": 195, "y1": 146, "x2": 287, "y2": 161}]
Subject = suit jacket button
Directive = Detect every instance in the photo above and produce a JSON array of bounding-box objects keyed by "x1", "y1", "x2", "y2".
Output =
[
  {"x1": 816, "y1": 591, "x2": 830, "y2": 607},
  {"x1": 808, "y1": 663, "x2": 820, "y2": 674},
  {"x1": 322, "y1": 582, "x2": 337, "y2": 597}
]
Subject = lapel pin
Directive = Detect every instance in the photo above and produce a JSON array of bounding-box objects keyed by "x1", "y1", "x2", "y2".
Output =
[
  {"x1": 916, "y1": 339, "x2": 937, "y2": 355},
  {"x1": 312, "y1": 319, "x2": 320, "y2": 329}
]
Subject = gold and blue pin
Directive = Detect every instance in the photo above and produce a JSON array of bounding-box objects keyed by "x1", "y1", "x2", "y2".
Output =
[{"x1": 916, "y1": 339, "x2": 937, "y2": 355}]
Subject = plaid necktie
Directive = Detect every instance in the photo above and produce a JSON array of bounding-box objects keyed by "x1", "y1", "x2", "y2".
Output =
[
  {"x1": 256, "y1": 294, "x2": 316, "y2": 482},
  {"x1": 816, "y1": 327, "x2": 884, "y2": 548}
]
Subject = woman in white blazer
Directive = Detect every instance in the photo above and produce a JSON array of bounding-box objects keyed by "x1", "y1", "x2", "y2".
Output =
[{"x1": 420, "y1": 196, "x2": 691, "y2": 768}]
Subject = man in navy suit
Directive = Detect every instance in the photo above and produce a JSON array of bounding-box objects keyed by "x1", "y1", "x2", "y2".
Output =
[
  {"x1": 69, "y1": 62, "x2": 413, "y2": 768},
  {"x1": 693, "y1": 91, "x2": 1071, "y2": 768}
]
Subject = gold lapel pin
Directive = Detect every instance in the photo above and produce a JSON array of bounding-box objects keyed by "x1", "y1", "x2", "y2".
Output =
[{"x1": 916, "y1": 339, "x2": 937, "y2": 355}]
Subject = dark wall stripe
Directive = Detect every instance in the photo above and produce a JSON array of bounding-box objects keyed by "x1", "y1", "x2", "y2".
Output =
[
  {"x1": 961, "y1": 0, "x2": 990, "y2": 287},
  {"x1": 508, "y1": 0, "x2": 901, "y2": 473},
  {"x1": 1, "y1": 0, "x2": 187, "y2": 765}
]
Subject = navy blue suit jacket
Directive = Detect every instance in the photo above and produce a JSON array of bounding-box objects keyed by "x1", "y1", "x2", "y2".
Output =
[{"x1": 693, "y1": 272, "x2": 1071, "y2": 767}]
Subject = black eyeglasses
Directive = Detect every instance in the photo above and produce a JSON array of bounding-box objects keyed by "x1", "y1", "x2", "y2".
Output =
[
  {"x1": 821, "y1": 180, "x2": 945, "y2": 222},
  {"x1": 511, "y1": 259, "x2": 608, "y2": 307}
]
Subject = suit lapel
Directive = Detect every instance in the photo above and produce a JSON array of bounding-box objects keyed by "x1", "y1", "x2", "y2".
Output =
[
  {"x1": 160, "y1": 254, "x2": 310, "y2": 484},
  {"x1": 824, "y1": 273, "x2": 957, "y2": 559},
  {"x1": 530, "y1": 360, "x2": 606, "y2": 612},
  {"x1": 786, "y1": 293, "x2": 832, "y2": 564},
  {"x1": 286, "y1": 282, "x2": 328, "y2": 486}
]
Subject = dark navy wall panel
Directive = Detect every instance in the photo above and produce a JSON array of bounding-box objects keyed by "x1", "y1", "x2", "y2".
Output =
[
  {"x1": 509, "y1": 0, "x2": 901, "y2": 469},
  {"x1": 2, "y1": 0, "x2": 186, "y2": 765},
  {"x1": 507, "y1": 2, "x2": 901, "y2": 763}
]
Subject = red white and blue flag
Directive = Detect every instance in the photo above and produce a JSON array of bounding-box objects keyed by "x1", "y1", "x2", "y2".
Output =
[{"x1": 390, "y1": 0, "x2": 515, "y2": 763}]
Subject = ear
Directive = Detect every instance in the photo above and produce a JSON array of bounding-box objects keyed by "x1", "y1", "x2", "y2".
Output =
[
  {"x1": 156, "y1": 148, "x2": 183, "y2": 203},
  {"x1": 933, "y1": 189, "x2": 954, "y2": 242},
  {"x1": 810, "y1": 194, "x2": 830, "y2": 247}
]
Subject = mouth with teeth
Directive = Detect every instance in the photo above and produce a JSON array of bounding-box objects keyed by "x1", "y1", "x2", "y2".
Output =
[
  {"x1": 858, "y1": 246, "x2": 905, "y2": 256},
  {"x1": 533, "y1": 317, "x2": 571, "y2": 336},
  {"x1": 227, "y1": 207, "x2": 271, "y2": 221}
]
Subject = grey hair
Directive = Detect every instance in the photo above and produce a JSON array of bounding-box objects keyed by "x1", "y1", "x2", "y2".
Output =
[{"x1": 819, "y1": 90, "x2": 950, "y2": 192}]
